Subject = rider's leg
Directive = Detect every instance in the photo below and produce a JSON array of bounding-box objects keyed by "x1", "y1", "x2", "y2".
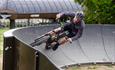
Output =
[
  {"x1": 45, "y1": 37, "x2": 52, "y2": 49},
  {"x1": 47, "y1": 27, "x2": 62, "y2": 35},
  {"x1": 53, "y1": 27, "x2": 62, "y2": 33},
  {"x1": 51, "y1": 36, "x2": 69, "y2": 51},
  {"x1": 45, "y1": 31, "x2": 57, "y2": 49},
  {"x1": 45, "y1": 27, "x2": 63, "y2": 50},
  {"x1": 58, "y1": 36, "x2": 69, "y2": 45}
]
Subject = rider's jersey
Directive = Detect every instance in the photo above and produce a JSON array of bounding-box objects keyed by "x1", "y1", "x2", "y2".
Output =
[
  {"x1": 59, "y1": 12, "x2": 85, "y2": 41},
  {"x1": 62, "y1": 22, "x2": 79, "y2": 37},
  {"x1": 61, "y1": 20, "x2": 85, "y2": 40}
]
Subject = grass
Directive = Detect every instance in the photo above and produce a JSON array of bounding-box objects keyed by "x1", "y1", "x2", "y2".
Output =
[
  {"x1": 0, "y1": 28, "x2": 9, "y2": 70},
  {"x1": 0, "y1": 28, "x2": 9, "y2": 55},
  {"x1": 66, "y1": 64, "x2": 115, "y2": 70}
]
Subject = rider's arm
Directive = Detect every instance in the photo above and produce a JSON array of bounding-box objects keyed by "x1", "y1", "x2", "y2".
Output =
[
  {"x1": 53, "y1": 27, "x2": 62, "y2": 33},
  {"x1": 61, "y1": 12, "x2": 75, "y2": 18},
  {"x1": 48, "y1": 22, "x2": 70, "y2": 35},
  {"x1": 71, "y1": 20, "x2": 85, "y2": 41},
  {"x1": 71, "y1": 29, "x2": 83, "y2": 41},
  {"x1": 56, "y1": 12, "x2": 75, "y2": 21},
  {"x1": 81, "y1": 20, "x2": 85, "y2": 29},
  {"x1": 47, "y1": 27, "x2": 62, "y2": 35},
  {"x1": 53, "y1": 22, "x2": 71, "y2": 33}
]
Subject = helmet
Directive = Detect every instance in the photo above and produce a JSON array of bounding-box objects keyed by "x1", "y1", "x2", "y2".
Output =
[
  {"x1": 76, "y1": 12, "x2": 84, "y2": 20},
  {"x1": 72, "y1": 12, "x2": 84, "y2": 24}
]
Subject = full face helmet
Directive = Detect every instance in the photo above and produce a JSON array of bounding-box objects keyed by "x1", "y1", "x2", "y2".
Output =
[
  {"x1": 76, "y1": 12, "x2": 84, "y2": 20},
  {"x1": 73, "y1": 12, "x2": 84, "y2": 24}
]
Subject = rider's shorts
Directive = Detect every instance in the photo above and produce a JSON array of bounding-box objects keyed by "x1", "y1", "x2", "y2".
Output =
[{"x1": 65, "y1": 31, "x2": 77, "y2": 38}]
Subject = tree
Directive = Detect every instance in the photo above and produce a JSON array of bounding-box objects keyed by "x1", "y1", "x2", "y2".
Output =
[{"x1": 75, "y1": 0, "x2": 115, "y2": 24}]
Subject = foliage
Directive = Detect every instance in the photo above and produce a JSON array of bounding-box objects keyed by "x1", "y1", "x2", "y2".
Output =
[{"x1": 75, "y1": 0, "x2": 115, "y2": 24}]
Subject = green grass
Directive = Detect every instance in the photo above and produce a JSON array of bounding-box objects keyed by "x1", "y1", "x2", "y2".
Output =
[
  {"x1": 0, "y1": 28, "x2": 9, "y2": 55},
  {"x1": 0, "y1": 28, "x2": 9, "y2": 70}
]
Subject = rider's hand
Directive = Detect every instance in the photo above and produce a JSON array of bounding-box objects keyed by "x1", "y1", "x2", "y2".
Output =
[
  {"x1": 67, "y1": 38, "x2": 72, "y2": 43},
  {"x1": 56, "y1": 13, "x2": 63, "y2": 20}
]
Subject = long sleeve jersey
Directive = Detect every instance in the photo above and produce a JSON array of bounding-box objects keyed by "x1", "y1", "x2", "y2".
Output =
[{"x1": 59, "y1": 12, "x2": 85, "y2": 41}]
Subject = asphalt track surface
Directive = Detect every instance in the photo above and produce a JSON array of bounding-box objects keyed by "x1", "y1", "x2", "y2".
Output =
[{"x1": 13, "y1": 24, "x2": 115, "y2": 69}]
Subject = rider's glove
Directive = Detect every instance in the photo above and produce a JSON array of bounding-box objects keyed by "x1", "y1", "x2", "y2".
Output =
[
  {"x1": 56, "y1": 13, "x2": 63, "y2": 20},
  {"x1": 67, "y1": 38, "x2": 72, "y2": 43}
]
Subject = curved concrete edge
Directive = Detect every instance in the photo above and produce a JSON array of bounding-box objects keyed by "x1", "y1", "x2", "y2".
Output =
[
  {"x1": 3, "y1": 27, "x2": 61, "y2": 70},
  {"x1": 4, "y1": 29, "x2": 18, "y2": 37},
  {"x1": 29, "y1": 24, "x2": 115, "y2": 69},
  {"x1": 3, "y1": 24, "x2": 115, "y2": 70}
]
